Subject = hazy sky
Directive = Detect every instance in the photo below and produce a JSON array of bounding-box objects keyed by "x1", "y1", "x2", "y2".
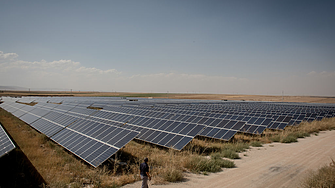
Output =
[{"x1": 1, "y1": 0, "x2": 334, "y2": 96}]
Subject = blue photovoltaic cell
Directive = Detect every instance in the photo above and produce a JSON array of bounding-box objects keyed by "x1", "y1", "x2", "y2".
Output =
[
  {"x1": 0, "y1": 123, "x2": 16, "y2": 158},
  {"x1": 50, "y1": 128, "x2": 121, "y2": 167},
  {"x1": 20, "y1": 113, "x2": 40, "y2": 124},
  {"x1": 31, "y1": 118, "x2": 65, "y2": 137}
]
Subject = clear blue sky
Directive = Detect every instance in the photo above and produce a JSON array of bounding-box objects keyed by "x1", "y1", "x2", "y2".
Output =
[{"x1": 1, "y1": 0, "x2": 334, "y2": 96}]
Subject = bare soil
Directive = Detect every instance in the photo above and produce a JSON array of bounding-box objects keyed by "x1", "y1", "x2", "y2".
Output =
[{"x1": 123, "y1": 130, "x2": 335, "y2": 188}]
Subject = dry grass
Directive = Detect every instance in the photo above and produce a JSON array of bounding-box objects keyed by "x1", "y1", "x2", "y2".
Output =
[
  {"x1": 16, "y1": 101, "x2": 38, "y2": 106},
  {"x1": 301, "y1": 158, "x2": 335, "y2": 188},
  {"x1": 184, "y1": 152, "x2": 235, "y2": 174},
  {"x1": 250, "y1": 141, "x2": 263, "y2": 147},
  {"x1": 1, "y1": 105, "x2": 335, "y2": 187},
  {"x1": 120, "y1": 142, "x2": 188, "y2": 185}
]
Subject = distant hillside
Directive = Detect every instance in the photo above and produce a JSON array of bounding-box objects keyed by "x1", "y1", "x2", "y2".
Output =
[{"x1": 0, "y1": 86, "x2": 28, "y2": 90}]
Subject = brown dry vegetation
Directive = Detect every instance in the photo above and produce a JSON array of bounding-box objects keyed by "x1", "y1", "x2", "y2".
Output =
[{"x1": 302, "y1": 158, "x2": 335, "y2": 188}]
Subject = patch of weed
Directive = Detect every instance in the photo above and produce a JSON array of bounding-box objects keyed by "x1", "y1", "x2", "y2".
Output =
[
  {"x1": 161, "y1": 167, "x2": 183, "y2": 182},
  {"x1": 215, "y1": 158, "x2": 235, "y2": 168},
  {"x1": 250, "y1": 141, "x2": 263, "y2": 147},
  {"x1": 221, "y1": 149, "x2": 240, "y2": 159},
  {"x1": 302, "y1": 159, "x2": 335, "y2": 188},
  {"x1": 291, "y1": 132, "x2": 310, "y2": 138},
  {"x1": 281, "y1": 135, "x2": 298, "y2": 143},
  {"x1": 185, "y1": 156, "x2": 218, "y2": 173},
  {"x1": 224, "y1": 142, "x2": 249, "y2": 152}
]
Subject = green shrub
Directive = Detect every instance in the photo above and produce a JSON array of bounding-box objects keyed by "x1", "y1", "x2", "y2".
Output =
[
  {"x1": 162, "y1": 167, "x2": 184, "y2": 182},
  {"x1": 216, "y1": 158, "x2": 235, "y2": 168},
  {"x1": 185, "y1": 156, "x2": 209, "y2": 173},
  {"x1": 211, "y1": 152, "x2": 223, "y2": 160},
  {"x1": 293, "y1": 132, "x2": 310, "y2": 138},
  {"x1": 185, "y1": 155, "x2": 236, "y2": 173},
  {"x1": 270, "y1": 135, "x2": 281, "y2": 142},
  {"x1": 281, "y1": 132, "x2": 310, "y2": 143},
  {"x1": 250, "y1": 141, "x2": 262, "y2": 147},
  {"x1": 281, "y1": 135, "x2": 298, "y2": 143},
  {"x1": 221, "y1": 149, "x2": 240, "y2": 159},
  {"x1": 224, "y1": 142, "x2": 249, "y2": 152},
  {"x1": 210, "y1": 153, "x2": 236, "y2": 168}
]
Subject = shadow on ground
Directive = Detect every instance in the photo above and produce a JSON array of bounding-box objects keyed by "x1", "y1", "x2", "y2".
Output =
[{"x1": 0, "y1": 148, "x2": 46, "y2": 188}]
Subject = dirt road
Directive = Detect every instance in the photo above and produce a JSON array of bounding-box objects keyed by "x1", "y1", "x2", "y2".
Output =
[{"x1": 123, "y1": 130, "x2": 335, "y2": 188}]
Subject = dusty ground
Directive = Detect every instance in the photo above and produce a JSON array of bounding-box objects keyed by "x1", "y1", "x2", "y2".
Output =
[
  {"x1": 1, "y1": 91, "x2": 335, "y2": 103},
  {"x1": 123, "y1": 130, "x2": 335, "y2": 188}
]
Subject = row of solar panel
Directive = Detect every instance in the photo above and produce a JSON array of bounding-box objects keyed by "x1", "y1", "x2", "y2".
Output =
[
  {"x1": 94, "y1": 106, "x2": 292, "y2": 133},
  {"x1": 155, "y1": 103, "x2": 335, "y2": 111},
  {"x1": 1, "y1": 100, "x2": 238, "y2": 152},
  {"x1": 23, "y1": 103, "x2": 201, "y2": 150},
  {"x1": 3, "y1": 97, "x2": 335, "y2": 154},
  {"x1": 7, "y1": 97, "x2": 335, "y2": 135},
  {"x1": 0, "y1": 123, "x2": 16, "y2": 158},
  {"x1": 1, "y1": 97, "x2": 334, "y2": 151},
  {"x1": 104, "y1": 100, "x2": 334, "y2": 114},
  {"x1": 14, "y1": 96, "x2": 335, "y2": 109},
  {"x1": 1, "y1": 100, "x2": 210, "y2": 159},
  {"x1": 124, "y1": 105, "x2": 332, "y2": 130},
  {"x1": 0, "y1": 101, "x2": 139, "y2": 167},
  {"x1": 16, "y1": 99, "x2": 335, "y2": 127},
  {"x1": 30, "y1": 99, "x2": 331, "y2": 137},
  {"x1": 119, "y1": 104, "x2": 332, "y2": 126},
  {"x1": 89, "y1": 104, "x2": 290, "y2": 138},
  {"x1": 11, "y1": 100, "x2": 247, "y2": 141},
  {"x1": 154, "y1": 105, "x2": 334, "y2": 115}
]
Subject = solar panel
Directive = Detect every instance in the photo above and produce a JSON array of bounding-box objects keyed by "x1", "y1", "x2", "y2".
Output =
[
  {"x1": 121, "y1": 117, "x2": 202, "y2": 150},
  {"x1": 101, "y1": 104, "x2": 205, "y2": 149},
  {"x1": 50, "y1": 123, "x2": 138, "y2": 167},
  {"x1": 0, "y1": 99, "x2": 139, "y2": 167},
  {"x1": 1, "y1": 96, "x2": 335, "y2": 166},
  {"x1": 0, "y1": 123, "x2": 16, "y2": 158}
]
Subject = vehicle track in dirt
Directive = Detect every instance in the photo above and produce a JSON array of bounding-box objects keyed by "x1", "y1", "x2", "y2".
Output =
[{"x1": 123, "y1": 130, "x2": 335, "y2": 188}]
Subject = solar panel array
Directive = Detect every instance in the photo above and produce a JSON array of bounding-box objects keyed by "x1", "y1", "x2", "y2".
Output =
[
  {"x1": 0, "y1": 98, "x2": 139, "y2": 167},
  {"x1": 1, "y1": 96, "x2": 334, "y2": 166},
  {"x1": 0, "y1": 123, "x2": 16, "y2": 158}
]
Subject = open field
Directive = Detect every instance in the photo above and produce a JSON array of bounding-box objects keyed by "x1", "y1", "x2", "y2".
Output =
[
  {"x1": 1, "y1": 90, "x2": 335, "y2": 103},
  {"x1": 1, "y1": 92, "x2": 335, "y2": 187}
]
